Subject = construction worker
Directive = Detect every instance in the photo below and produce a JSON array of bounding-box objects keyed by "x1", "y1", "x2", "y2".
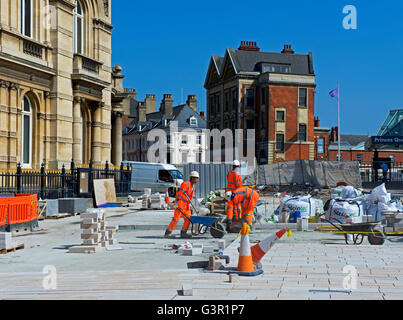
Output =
[
  {"x1": 225, "y1": 187, "x2": 260, "y2": 231},
  {"x1": 225, "y1": 160, "x2": 247, "y2": 231},
  {"x1": 164, "y1": 171, "x2": 199, "y2": 239}
]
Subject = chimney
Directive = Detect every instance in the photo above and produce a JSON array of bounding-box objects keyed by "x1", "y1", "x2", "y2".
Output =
[
  {"x1": 281, "y1": 44, "x2": 295, "y2": 54},
  {"x1": 330, "y1": 126, "x2": 339, "y2": 143},
  {"x1": 123, "y1": 88, "x2": 137, "y2": 100},
  {"x1": 137, "y1": 101, "x2": 146, "y2": 123},
  {"x1": 160, "y1": 94, "x2": 173, "y2": 118},
  {"x1": 145, "y1": 94, "x2": 156, "y2": 114},
  {"x1": 238, "y1": 41, "x2": 260, "y2": 52},
  {"x1": 314, "y1": 116, "x2": 320, "y2": 127},
  {"x1": 199, "y1": 111, "x2": 205, "y2": 120},
  {"x1": 186, "y1": 94, "x2": 198, "y2": 113}
]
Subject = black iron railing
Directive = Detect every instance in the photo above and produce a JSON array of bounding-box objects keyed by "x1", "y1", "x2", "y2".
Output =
[
  {"x1": 0, "y1": 160, "x2": 132, "y2": 200},
  {"x1": 360, "y1": 161, "x2": 403, "y2": 183}
]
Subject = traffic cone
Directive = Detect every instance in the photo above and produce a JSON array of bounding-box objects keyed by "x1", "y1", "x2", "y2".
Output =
[
  {"x1": 237, "y1": 224, "x2": 255, "y2": 273},
  {"x1": 251, "y1": 228, "x2": 287, "y2": 266},
  {"x1": 165, "y1": 189, "x2": 170, "y2": 204}
]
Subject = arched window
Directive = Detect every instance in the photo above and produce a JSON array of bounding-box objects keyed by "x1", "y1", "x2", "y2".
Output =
[
  {"x1": 74, "y1": 0, "x2": 84, "y2": 54},
  {"x1": 21, "y1": 96, "x2": 32, "y2": 167},
  {"x1": 21, "y1": 0, "x2": 33, "y2": 38}
]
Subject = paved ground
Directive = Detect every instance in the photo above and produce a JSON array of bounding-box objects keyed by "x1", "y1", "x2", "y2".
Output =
[{"x1": 1, "y1": 206, "x2": 403, "y2": 300}]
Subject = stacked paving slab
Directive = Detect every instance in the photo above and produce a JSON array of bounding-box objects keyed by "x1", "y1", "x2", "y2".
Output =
[
  {"x1": 0, "y1": 232, "x2": 12, "y2": 250},
  {"x1": 69, "y1": 209, "x2": 117, "y2": 253}
]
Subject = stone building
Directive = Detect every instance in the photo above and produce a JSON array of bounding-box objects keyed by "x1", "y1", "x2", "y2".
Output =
[
  {"x1": 0, "y1": 0, "x2": 124, "y2": 170},
  {"x1": 204, "y1": 41, "x2": 316, "y2": 164},
  {"x1": 122, "y1": 94, "x2": 208, "y2": 164}
]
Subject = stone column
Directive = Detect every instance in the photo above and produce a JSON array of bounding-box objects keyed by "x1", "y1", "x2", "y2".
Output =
[
  {"x1": 9, "y1": 83, "x2": 19, "y2": 168},
  {"x1": 91, "y1": 102, "x2": 103, "y2": 164},
  {"x1": 112, "y1": 111, "x2": 122, "y2": 166},
  {"x1": 72, "y1": 96, "x2": 82, "y2": 163}
]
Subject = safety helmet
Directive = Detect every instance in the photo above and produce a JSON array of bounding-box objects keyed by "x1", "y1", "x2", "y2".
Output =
[
  {"x1": 225, "y1": 191, "x2": 233, "y2": 201},
  {"x1": 190, "y1": 171, "x2": 200, "y2": 179},
  {"x1": 233, "y1": 160, "x2": 240, "y2": 167}
]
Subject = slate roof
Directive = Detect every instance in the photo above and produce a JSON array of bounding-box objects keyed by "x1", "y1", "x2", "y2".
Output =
[
  {"x1": 123, "y1": 103, "x2": 207, "y2": 136},
  {"x1": 329, "y1": 134, "x2": 369, "y2": 150}
]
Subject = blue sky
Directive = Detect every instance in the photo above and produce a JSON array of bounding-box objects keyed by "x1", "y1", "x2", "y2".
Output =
[{"x1": 111, "y1": 0, "x2": 403, "y2": 135}]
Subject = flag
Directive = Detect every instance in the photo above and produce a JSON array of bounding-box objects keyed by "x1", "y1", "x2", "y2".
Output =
[{"x1": 329, "y1": 88, "x2": 339, "y2": 98}]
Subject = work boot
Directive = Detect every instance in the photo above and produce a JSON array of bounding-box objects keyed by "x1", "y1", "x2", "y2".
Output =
[
  {"x1": 180, "y1": 230, "x2": 192, "y2": 239},
  {"x1": 164, "y1": 229, "x2": 173, "y2": 239},
  {"x1": 226, "y1": 219, "x2": 232, "y2": 232}
]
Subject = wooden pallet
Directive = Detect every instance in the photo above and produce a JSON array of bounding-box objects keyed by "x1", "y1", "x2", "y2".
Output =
[
  {"x1": 0, "y1": 244, "x2": 25, "y2": 255},
  {"x1": 210, "y1": 197, "x2": 227, "y2": 215}
]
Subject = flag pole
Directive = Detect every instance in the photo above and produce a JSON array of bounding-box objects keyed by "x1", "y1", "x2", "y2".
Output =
[{"x1": 337, "y1": 81, "x2": 341, "y2": 162}]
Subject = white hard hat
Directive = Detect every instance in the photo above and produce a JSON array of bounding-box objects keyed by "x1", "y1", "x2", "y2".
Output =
[
  {"x1": 233, "y1": 160, "x2": 240, "y2": 167},
  {"x1": 225, "y1": 191, "x2": 233, "y2": 201},
  {"x1": 190, "y1": 171, "x2": 199, "y2": 178}
]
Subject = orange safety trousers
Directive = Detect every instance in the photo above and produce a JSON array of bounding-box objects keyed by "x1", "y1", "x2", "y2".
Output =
[
  {"x1": 168, "y1": 180, "x2": 195, "y2": 232},
  {"x1": 226, "y1": 201, "x2": 241, "y2": 221},
  {"x1": 167, "y1": 208, "x2": 191, "y2": 232}
]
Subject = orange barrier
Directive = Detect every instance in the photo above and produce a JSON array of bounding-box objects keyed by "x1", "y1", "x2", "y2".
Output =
[
  {"x1": 2, "y1": 194, "x2": 38, "y2": 226},
  {"x1": 0, "y1": 202, "x2": 7, "y2": 227}
]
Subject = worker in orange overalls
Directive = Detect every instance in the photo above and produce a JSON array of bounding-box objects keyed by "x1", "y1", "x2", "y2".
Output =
[
  {"x1": 164, "y1": 171, "x2": 199, "y2": 239},
  {"x1": 225, "y1": 187, "x2": 259, "y2": 231},
  {"x1": 225, "y1": 160, "x2": 246, "y2": 231}
]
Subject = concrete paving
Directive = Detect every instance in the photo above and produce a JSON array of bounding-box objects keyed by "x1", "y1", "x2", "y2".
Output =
[{"x1": 1, "y1": 206, "x2": 403, "y2": 300}]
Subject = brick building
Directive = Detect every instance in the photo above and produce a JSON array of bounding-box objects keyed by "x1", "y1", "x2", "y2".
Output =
[{"x1": 204, "y1": 41, "x2": 316, "y2": 164}]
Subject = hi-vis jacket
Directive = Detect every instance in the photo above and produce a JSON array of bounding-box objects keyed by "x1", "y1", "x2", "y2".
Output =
[
  {"x1": 231, "y1": 187, "x2": 260, "y2": 217},
  {"x1": 175, "y1": 181, "x2": 195, "y2": 211},
  {"x1": 226, "y1": 170, "x2": 243, "y2": 193}
]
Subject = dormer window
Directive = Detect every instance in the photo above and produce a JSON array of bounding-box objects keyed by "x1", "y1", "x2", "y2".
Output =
[
  {"x1": 262, "y1": 64, "x2": 291, "y2": 74},
  {"x1": 189, "y1": 117, "x2": 197, "y2": 126}
]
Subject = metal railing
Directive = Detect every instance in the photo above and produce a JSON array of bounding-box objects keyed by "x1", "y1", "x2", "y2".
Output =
[
  {"x1": 359, "y1": 161, "x2": 403, "y2": 183},
  {"x1": 0, "y1": 160, "x2": 132, "y2": 200}
]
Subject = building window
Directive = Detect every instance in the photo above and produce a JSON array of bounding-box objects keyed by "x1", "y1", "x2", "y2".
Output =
[
  {"x1": 216, "y1": 95, "x2": 221, "y2": 113},
  {"x1": 276, "y1": 134, "x2": 285, "y2": 152},
  {"x1": 197, "y1": 135, "x2": 202, "y2": 145},
  {"x1": 232, "y1": 90, "x2": 237, "y2": 111},
  {"x1": 189, "y1": 117, "x2": 197, "y2": 126},
  {"x1": 167, "y1": 134, "x2": 171, "y2": 144},
  {"x1": 263, "y1": 64, "x2": 290, "y2": 73},
  {"x1": 318, "y1": 137, "x2": 325, "y2": 154},
  {"x1": 196, "y1": 152, "x2": 202, "y2": 163},
  {"x1": 181, "y1": 135, "x2": 188, "y2": 145},
  {"x1": 299, "y1": 88, "x2": 307, "y2": 107},
  {"x1": 21, "y1": 96, "x2": 32, "y2": 167},
  {"x1": 182, "y1": 152, "x2": 188, "y2": 163},
  {"x1": 225, "y1": 92, "x2": 229, "y2": 112},
  {"x1": 21, "y1": 0, "x2": 32, "y2": 38},
  {"x1": 281, "y1": 66, "x2": 290, "y2": 73},
  {"x1": 276, "y1": 110, "x2": 285, "y2": 122},
  {"x1": 261, "y1": 87, "x2": 266, "y2": 105},
  {"x1": 299, "y1": 124, "x2": 307, "y2": 142},
  {"x1": 357, "y1": 154, "x2": 363, "y2": 164},
  {"x1": 246, "y1": 89, "x2": 254, "y2": 108},
  {"x1": 74, "y1": 0, "x2": 84, "y2": 54}
]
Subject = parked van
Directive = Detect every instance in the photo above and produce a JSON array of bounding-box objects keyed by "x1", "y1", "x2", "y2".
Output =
[{"x1": 122, "y1": 161, "x2": 184, "y2": 196}]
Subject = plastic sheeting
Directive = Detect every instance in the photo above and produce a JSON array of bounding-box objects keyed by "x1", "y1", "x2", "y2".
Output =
[{"x1": 256, "y1": 161, "x2": 362, "y2": 188}]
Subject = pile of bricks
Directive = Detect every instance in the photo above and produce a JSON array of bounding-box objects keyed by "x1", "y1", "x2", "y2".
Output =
[
  {"x1": 80, "y1": 209, "x2": 115, "y2": 247},
  {"x1": 69, "y1": 209, "x2": 117, "y2": 253}
]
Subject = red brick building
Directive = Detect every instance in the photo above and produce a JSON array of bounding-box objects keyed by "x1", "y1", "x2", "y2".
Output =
[{"x1": 204, "y1": 42, "x2": 316, "y2": 164}]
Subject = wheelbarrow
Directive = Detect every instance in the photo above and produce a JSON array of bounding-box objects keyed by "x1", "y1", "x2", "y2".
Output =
[{"x1": 319, "y1": 215, "x2": 386, "y2": 245}]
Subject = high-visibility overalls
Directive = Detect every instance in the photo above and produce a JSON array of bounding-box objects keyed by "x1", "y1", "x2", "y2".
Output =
[
  {"x1": 226, "y1": 170, "x2": 243, "y2": 221},
  {"x1": 228, "y1": 187, "x2": 260, "y2": 227},
  {"x1": 167, "y1": 181, "x2": 195, "y2": 232}
]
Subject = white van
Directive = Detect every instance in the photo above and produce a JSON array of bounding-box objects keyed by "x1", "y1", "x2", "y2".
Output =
[{"x1": 122, "y1": 161, "x2": 184, "y2": 196}]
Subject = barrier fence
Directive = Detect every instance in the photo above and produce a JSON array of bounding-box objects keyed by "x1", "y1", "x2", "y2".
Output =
[{"x1": 0, "y1": 160, "x2": 132, "y2": 200}]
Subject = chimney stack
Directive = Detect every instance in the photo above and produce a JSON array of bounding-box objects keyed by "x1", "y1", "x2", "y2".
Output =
[
  {"x1": 160, "y1": 94, "x2": 174, "y2": 118},
  {"x1": 281, "y1": 44, "x2": 295, "y2": 54},
  {"x1": 145, "y1": 94, "x2": 156, "y2": 114},
  {"x1": 314, "y1": 116, "x2": 320, "y2": 128},
  {"x1": 238, "y1": 41, "x2": 260, "y2": 52},
  {"x1": 186, "y1": 94, "x2": 198, "y2": 113},
  {"x1": 137, "y1": 101, "x2": 146, "y2": 123},
  {"x1": 330, "y1": 126, "x2": 339, "y2": 142},
  {"x1": 199, "y1": 111, "x2": 205, "y2": 120}
]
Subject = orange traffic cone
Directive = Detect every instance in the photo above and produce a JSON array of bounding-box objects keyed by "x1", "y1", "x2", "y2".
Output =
[
  {"x1": 165, "y1": 189, "x2": 170, "y2": 204},
  {"x1": 251, "y1": 228, "x2": 287, "y2": 266},
  {"x1": 237, "y1": 224, "x2": 255, "y2": 273}
]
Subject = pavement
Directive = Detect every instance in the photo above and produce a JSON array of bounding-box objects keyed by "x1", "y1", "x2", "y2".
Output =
[{"x1": 1, "y1": 204, "x2": 403, "y2": 300}]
